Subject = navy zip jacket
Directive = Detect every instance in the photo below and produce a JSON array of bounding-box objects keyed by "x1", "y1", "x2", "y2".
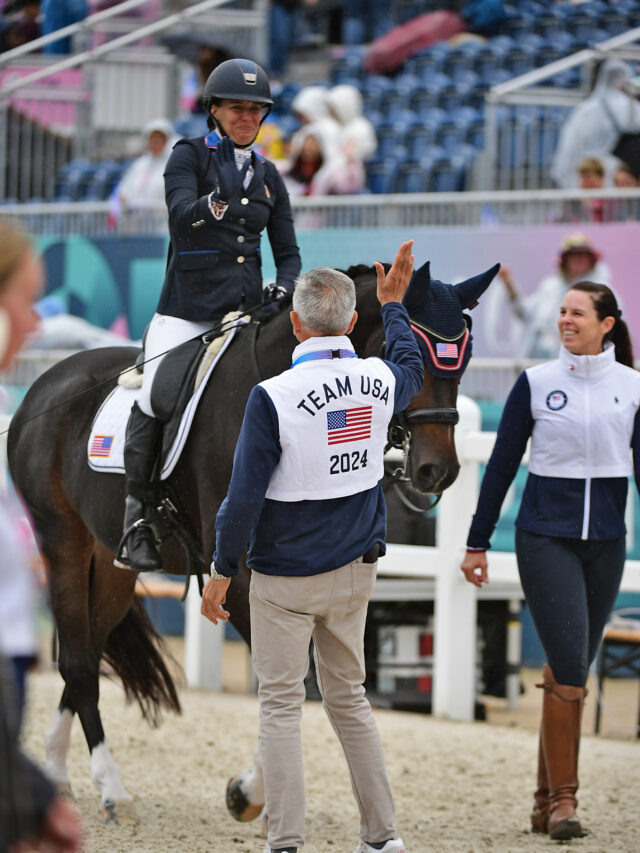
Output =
[
  {"x1": 467, "y1": 365, "x2": 640, "y2": 551},
  {"x1": 157, "y1": 132, "x2": 301, "y2": 322},
  {"x1": 213, "y1": 302, "x2": 423, "y2": 576}
]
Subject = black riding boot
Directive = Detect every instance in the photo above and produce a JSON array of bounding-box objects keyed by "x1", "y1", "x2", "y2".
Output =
[{"x1": 117, "y1": 402, "x2": 163, "y2": 572}]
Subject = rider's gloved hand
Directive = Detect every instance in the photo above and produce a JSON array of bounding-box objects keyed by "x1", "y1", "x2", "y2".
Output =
[
  {"x1": 214, "y1": 136, "x2": 246, "y2": 201},
  {"x1": 259, "y1": 284, "x2": 292, "y2": 321},
  {"x1": 264, "y1": 284, "x2": 292, "y2": 305}
]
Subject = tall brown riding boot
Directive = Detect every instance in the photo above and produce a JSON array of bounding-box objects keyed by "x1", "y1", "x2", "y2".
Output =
[
  {"x1": 530, "y1": 729, "x2": 549, "y2": 833},
  {"x1": 539, "y1": 663, "x2": 587, "y2": 840}
]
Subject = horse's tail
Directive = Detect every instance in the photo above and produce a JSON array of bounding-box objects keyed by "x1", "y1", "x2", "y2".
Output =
[{"x1": 102, "y1": 596, "x2": 182, "y2": 726}]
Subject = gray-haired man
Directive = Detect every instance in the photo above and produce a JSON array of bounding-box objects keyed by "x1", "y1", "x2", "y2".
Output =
[{"x1": 202, "y1": 241, "x2": 422, "y2": 853}]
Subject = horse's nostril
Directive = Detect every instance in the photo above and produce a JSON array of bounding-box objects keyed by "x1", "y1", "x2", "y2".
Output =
[{"x1": 416, "y1": 462, "x2": 460, "y2": 493}]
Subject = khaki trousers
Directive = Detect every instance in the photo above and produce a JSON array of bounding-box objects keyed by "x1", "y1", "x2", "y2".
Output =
[{"x1": 250, "y1": 559, "x2": 396, "y2": 850}]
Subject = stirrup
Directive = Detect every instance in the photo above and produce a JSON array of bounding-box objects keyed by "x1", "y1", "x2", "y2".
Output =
[{"x1": 114, "y1": 518, "x2": 160, "y2": 571}]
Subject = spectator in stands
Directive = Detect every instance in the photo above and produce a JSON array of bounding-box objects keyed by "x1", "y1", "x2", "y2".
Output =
[
  {"x1": 614, "y1": 161, "x2": 640, "y2": 188},
  {"x1": 110, "y1": 118, "x2": 178, "y2": 221},
  {"x1": 269, "y1": 0, "x2": 320, "y2": 91},
  {"x1": 42, "y1": 0, "x2": 87, "y2": 53},
  {"x1": 0, "y1": 0, "x2": 41, "y2": 50},
  {"x1": 0, "y1": 218, "x2": 84, "y2": 853},
  {"x1": 461, "y1": 281, "x2": 638, "y2": 841},
  {"x1": 342, "y1": 0, "x2": 393, "y2": 45},
  {"x1": 551, "y1": 59, "x2": 640, "y2": 189},
  {"x1": 325, "y1": 84, "x2": 377, "y2": 163},
  {"x1": 499, "y1": 232, "x2": 611, "y2": 359},
  {"x1": 178, "y1": 42, "x2": 232, "y2": 116},
  {"x1": 562, "y1": 156, "x2": 611, "y2": 223},
  {"x1": 290, "y1": 85, "x2": 339, "y2": 146}
]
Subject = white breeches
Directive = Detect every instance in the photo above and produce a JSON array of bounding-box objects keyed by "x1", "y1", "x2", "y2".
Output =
[{"x1": 137, "y1": 313, "x2": 213, "y2": 417}]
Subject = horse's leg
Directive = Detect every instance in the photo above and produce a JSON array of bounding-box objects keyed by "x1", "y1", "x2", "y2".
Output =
[
  {"x1": 44, "y1": 520, "x2": 135, "y2": 824},
  {"x1": 44, "y1": 686, "x2": 75, "y2": 798},
  {"x1": 87, "y1": 543, "x2": 139, "y2": 824},
  {"x1": 226, "y1": 739, "x2": 265, "y2": 825},
  {"x1": 224, "y1": 560, "x2": 267, "y2": 824}
]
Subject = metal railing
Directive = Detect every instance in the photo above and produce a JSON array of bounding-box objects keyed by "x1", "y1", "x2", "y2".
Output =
[
  {"x1": 484, "y1": 27, "x2": 640, "y2": 190},
  {"x1": 0, "y1": 0, "x2": 268, "y2": 200},
  {"x1": 1, "y1": 187, "x2": 639, "y2": 235}
]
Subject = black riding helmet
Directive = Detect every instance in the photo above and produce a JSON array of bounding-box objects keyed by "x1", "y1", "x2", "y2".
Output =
[{"x1": 202, "y1": 58, "x2": 273, "y2": 141}]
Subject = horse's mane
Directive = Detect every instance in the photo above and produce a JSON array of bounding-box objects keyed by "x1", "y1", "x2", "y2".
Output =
[{"x1": 340, "y1": 262, "x2": 391, "y2": 283}]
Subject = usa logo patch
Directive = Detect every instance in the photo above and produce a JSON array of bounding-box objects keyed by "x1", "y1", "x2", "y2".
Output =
[{"x1": 546, "y1": 390, "x2": 568, "y2": 411}]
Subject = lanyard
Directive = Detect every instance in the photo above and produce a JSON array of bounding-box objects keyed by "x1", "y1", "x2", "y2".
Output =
[{"x1": 291, "y1": 349, "x2": 358, "y2": 368}]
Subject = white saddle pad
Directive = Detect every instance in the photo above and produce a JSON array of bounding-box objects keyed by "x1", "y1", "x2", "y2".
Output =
[{"x1": 87, "y1": 320, "x2": 243, "y2": 479}]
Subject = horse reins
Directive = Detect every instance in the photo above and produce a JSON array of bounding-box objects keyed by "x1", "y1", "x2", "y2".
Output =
[{"x1": 0, "y1": 300, "x2": 271, "y2": 437}]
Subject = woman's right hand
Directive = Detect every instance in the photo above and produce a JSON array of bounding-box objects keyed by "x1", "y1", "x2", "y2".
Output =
[{"x1": 460, "y1": 550, "x2": 489, "y2": 588}]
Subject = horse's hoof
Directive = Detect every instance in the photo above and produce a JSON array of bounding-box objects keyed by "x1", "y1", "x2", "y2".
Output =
[
  {"x1": 225, "y1": 775, "x2": 263, "y2": 822},
  {"x1": 101, "y1": 798, "x2": 138, "y2": 825},
  {"x1": 56, "y1": 781, "x2": 75, "y2": 801}
]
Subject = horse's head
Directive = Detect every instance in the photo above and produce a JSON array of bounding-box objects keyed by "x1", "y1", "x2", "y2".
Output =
[{"x1": 396, "y1": 260, "x2": 500, "y2": 494}]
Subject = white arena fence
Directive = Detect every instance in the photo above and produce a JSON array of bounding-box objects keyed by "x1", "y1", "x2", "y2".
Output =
[
  {"x1": 2, "y1": 188, "x2": 640, "y2": 234},
  {"x1": 3, "y1": 396, "x2": 640, "y2": 721}
]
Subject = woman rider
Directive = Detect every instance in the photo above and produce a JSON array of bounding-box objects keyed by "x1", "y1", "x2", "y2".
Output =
[{"x1": 118, "y1": 58, "x2": 301, "y2": 573}]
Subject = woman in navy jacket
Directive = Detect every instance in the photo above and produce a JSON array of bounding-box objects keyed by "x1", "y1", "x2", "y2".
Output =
[
  {"x1": 460, "y1": 281, "x2": 640, "y2": 840},
  {"x1": 118, "y1": 58, "x2": 301, "y2": 573}
]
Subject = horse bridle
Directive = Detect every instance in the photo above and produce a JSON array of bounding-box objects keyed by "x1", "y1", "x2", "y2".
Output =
[{"x1": 383, "y1": 317, "x2": 467, "y2": 512}]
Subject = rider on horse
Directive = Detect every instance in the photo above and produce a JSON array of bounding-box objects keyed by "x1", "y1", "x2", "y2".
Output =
[{"x1": 118, "y1": 58, "x2": 301, "y2": 573}]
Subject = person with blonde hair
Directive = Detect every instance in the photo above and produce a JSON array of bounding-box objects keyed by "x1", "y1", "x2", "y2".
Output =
[{"x1": 0, "y1": 218, "x2": 84, "y2": 853}]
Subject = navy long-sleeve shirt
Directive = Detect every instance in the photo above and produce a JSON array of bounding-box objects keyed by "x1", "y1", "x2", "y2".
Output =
[
  {"x1": 213, "y1": 301, "x2": 423, "y2": 576},
  {"x1": 467, "y1": 370, "x2": 640, "y2": 550}
]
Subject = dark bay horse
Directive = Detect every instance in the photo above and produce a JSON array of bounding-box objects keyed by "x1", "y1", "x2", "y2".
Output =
[{"x1": 7, "y1": 260, "x2": 498, "y2": 822}]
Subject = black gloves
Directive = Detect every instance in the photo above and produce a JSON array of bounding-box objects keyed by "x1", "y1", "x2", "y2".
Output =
[
  {"x1": 264, "y1": 284, "x2": 292, "y2": 305},
  {"x1": 258, "y1": 285, "x2": 293, "y2": 322},
  {"x1": 214, "y1": 136, "x2": 250, "y2": 201}
]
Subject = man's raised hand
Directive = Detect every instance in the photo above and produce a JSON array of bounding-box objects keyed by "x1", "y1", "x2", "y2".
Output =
[{"x1": 374, "y1": 240, "x2": 415, "y2": 306}]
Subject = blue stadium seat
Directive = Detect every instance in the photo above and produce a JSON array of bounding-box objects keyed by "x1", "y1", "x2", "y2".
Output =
[
  {"x1": 435, "y1": 120, "x2": 466, "y2": 156},
  {"x1": 84, "y1": 160, "x2": 122, "y2": 201},
  {"x1": 395, "y1": 160, "x2": 431, "y2": 194},
  {"x1": 405, "y1": 126, "x2": 437, "y2": 161},
  {"x1": 381, "y1": 90, "x2": 410, "y2": 121},
  {"x1": 366, "y1": 158, "x2": 399, "y2": 194},
  {"x1": 273, "y1": 83, "x2": 301, "y2": 116},
  {"x1": 54, "y1": 159, "x2": 93, "y2": 202},
  {"x1": 429, "y1": 155, "x2": 466, "y2": 192},
  {"x1": 276, "y1": 114, "x2": 301, "y2": 140},
  {"x1": 505, "y1": 12, "x2": 535, "y2": 40},
  {"x1": 409, "y1": 88, "x2": 441, "y2": 118},
  {"x1": 173, "y1": 115, "x2": 208, "y2": 138},
  {"x1": 504, "y1": 45, "x2": 536, "y2": 77}
]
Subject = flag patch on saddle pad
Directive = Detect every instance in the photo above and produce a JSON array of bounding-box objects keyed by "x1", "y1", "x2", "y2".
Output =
[
  {"x1": 89, "y1": 435, "x2": 114, "y2": 457},
  {"x1": 436, "y1": 342, "x2": 458, "y2": 359},
  {"x1": 327, "y1": 406, "x2": 372, "y2": 445}
]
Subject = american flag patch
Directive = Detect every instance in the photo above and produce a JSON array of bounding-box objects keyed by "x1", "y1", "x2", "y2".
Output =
[
  {"x1": 436, "y1": 342, "x2": 458, "y2": 359},
  {"x1": 89, "y1": 435, "x2": 114, "y2": 457},
  {"x1": 327, "y1": 407, "x2": 372, "y2": 445}
]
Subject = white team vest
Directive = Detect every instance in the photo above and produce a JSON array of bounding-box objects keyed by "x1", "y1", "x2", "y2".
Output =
[
  {"x1": 262, "y1": 336, "x2": 396, "y2": 501},
  {"x1": 526, "y1": 343, "x2": 640, "y2": 479}
]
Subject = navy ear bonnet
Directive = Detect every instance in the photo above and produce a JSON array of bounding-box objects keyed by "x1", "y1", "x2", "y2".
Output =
[{"x1": 403, "y1": 261, "x2": 500, "y2": 378}]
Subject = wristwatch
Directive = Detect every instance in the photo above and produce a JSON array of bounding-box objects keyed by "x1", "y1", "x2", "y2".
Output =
[{"x1": 209, "y1": 562, "x2": 228, "y2": 581}]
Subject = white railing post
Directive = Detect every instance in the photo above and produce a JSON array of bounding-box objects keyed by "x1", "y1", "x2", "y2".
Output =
[
  {"x1": 184, "y1": 580, "x2": 223, "y2": 690},
  {"x1": 432, "y1": 395, "x2": 482, "y2": 720}
]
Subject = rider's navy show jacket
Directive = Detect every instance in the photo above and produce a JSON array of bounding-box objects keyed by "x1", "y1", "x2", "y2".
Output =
[
  {"x1": 157, "y1": 132, "x2": 301, "y2": 322},
  {"x1": 213, "y1": 302, "x2": 423, "y2": 577}
]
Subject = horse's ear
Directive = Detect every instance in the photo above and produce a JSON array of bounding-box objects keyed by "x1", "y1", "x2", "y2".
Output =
[
  {"x1": 403, "y1": 261, "x2": 431, "y2": 312},
  {"x1": 455, "y1": 263, "x2": 501, "y2": 310}
]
